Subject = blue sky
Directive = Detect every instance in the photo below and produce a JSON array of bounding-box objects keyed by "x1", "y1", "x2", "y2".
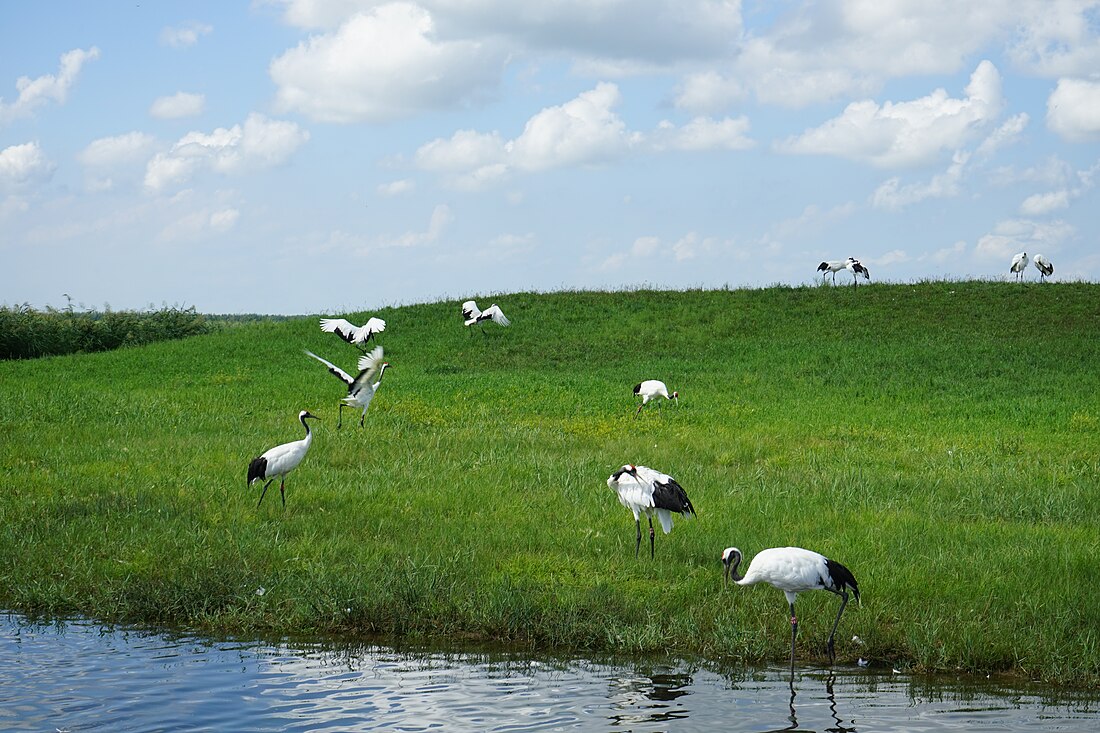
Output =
[{"x1": 3, "y1": 1, "x2": 1099, "y2": 314}]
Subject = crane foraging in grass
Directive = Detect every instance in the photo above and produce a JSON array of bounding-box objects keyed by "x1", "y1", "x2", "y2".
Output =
[
  {"x1": 1011, "y1": 251, "x2": 1029, "y2": 281},
  {"x1": 817, "y1": 260, "x2": 847, "y2": 284},
  {"x1": 319, "y1": 317, "x2": 386, "y2": 349},
  {"x1": 722, "y1": 546, "x2": 860, "y2": 674},
  {"x1": 247, "y1": 410, "x2": 319, "y2": 508},
  {"x1": 633, "y1": 379, "x2": 678, "y2": 417},
  {"x1": 607, "y1": 464, "x2": 696, "y2": 559},
  {"x1": 1033, "y1": 253, "x2": 1054, "y2": 282},
  {"x1": 305, "y1": 346, "x2": 390, "y2": 429},
  {"x1": 462, "y1": 300, "x2": 511, "y2": 328}
]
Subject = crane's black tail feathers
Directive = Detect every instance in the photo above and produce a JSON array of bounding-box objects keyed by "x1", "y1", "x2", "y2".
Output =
[
  {"x1": 825, "y1": 558, "x2": 860, "y2": 602},
  {"x1": 247, "y1": 456, "x2": 267, "y2": 486},
  {"x1": 652, "y1": 478, "x2": 697, "y2": 518}
]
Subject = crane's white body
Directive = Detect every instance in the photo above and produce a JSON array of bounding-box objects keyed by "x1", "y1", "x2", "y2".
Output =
[
  {"x1": 607, "y1": 464, "x2": 696, "y2": 557},
  {"x1": 1011, "y1": 251, "x2": 1029, "y2": 281},
  {"x1": 462, "y1": 300, "x2": 510, "y2": 327},
  {"x1": 306, "y1": 346, "x2": 389, "y2": 428},
  {"x1": 247, "y1": 410, "x2": 318, "y2": 507},
  {"x1": 817, "y1": 260, "x2": 846, "y2": 283},
  {"x1": 722, "y1": 545, "x2": 860, "y2": 670},
  {"x1": 723, "y1": 546, "x2": 849, "y2": 604},
  {"x1": 320, "y1": 317, "x2": 386, "y2": 346},
  {"x1": 1033, "y1": 253, "x2": 1053, "y2": 281},
  {"x1": 845, "y1": 257, "x2": 870, "y2": 285},
  {"x1": 633, "y1": 379, "x2": 678, "y2": 416}
]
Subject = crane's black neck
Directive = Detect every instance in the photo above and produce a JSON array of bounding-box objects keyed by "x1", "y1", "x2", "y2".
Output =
[
  {"x1": 724, "y1": 550, "x2": 745, "y2": 583},
  {"x1": 299, "y1": 413, "x2": 312, "y2": 436}
]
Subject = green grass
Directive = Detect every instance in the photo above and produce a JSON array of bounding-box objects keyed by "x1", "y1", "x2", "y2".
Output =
[{"x1": 2, "y1": 281, "x2": 1099, "y2": 684}]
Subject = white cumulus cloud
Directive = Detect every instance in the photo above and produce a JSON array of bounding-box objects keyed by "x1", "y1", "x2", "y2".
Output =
[
  {"x1": 974, "y1": 219, "x2": 1075, "y2": 261},
  {"x1": 144, "y1": 113, "x2": 309, "y2": 192},
  {"x1": 778, "y1": 60, "x2": 1004, "y2": 168},
  {"x1": 79, "y1": 132, "x2": 157, "y2": 167},
  {"x1": 0, "y1": 47, "x2": 100, "y2": 124},
  {"x1": 150, "y1": 92, "x2": 205, "y2": 119},
  {"x1": 270, "y1": 3, "x2": 505, "y2": 123},
  {"x1": 415, "y1": 83, "x2": 750, "y2": 188},
  {"x1": 0, "y1": 141, "x2": 55, "y2": 188},
  {"x1": 652, "y1": 116, "x2": 754, "y2": 152},
  {"x1": 377, "y1": 178, "x2": 415, "y2": 196},
  {"x1": 1047, "y1": 77, "x2": 1100, "y2": 142},
  {"x1": 1020, "y1": 190, "x2": 1071, "y2": 216}
]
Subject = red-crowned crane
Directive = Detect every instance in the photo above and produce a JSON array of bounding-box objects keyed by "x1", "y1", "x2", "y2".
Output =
[
  {"x1": 319, "y1": 317, "x2": 386, "y2": 350},
  {"x1": 722, "y1": 546, "x2": 860, "y2": 673},
  {"x1": 305, "y1": 346, "x2": 390, "y2": 429},
  {"x1": 607, "y1": 464, "x2": 696, "y2": 558},
  {"x1": 633, "y1": 379, "x2": 678, "y2": 417},
  {"x1": 1010, "y1": 251, "x2": 1029, "y2": 281},
  {"x1": 247, "y1": 410, "x2": 320, "y2": 507},
  {"x1": 462, "y1": 300, "x2": 510, "y2": 328},
  {"x1": 845, "y1": 257, "x2": 870, "y2": 286},
  {"x1": 816, "y1": 260, "x2": 846, "y2": 284},
  {"x1": 1033, "y1": 253, "x2": 1054, "y2": 282}
]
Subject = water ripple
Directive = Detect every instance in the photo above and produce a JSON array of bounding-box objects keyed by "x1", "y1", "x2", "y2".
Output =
[{"x1": 2, "y1": 614, "x2": 1098, "y2": 732}]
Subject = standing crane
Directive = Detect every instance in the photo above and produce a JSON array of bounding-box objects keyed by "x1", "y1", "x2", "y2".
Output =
[
  {"x1": 305, "y1": 346, "x2": 390, "y2": 429},
  {"x1": 722, "y1": 546, "x2": 860, "y2": 673},
  {"x1": 845, "y1": 257, "x2": 870, "y2": 286},
  {"x1": 607, "y1": 464, "x2": 696, "y2": 558},
  {"x1": 247, "y1": 410, "x2": 320, "y2": 508},
  {"x1": 633, "y1": 380, "x2": 678, "y2": 417},
  {"x1": 1033, "y1": 253, "x2": 1054, "y2": 282},
  {"x1": 1010, "y1": 251, "x2": 1029, "y2": 281}
]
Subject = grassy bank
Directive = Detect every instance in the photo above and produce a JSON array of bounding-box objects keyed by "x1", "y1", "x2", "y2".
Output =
[{"x1": 1, "y1": 281, "x2": 1098, "y2": 684}]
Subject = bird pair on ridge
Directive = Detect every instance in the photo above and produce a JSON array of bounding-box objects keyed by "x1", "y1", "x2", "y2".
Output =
[
  {"x1": 608, "y1": 464, "x2": 860, "y2": 673},
  {"x1": 1010, "y1": 251, "x2": 1054, "y2": 282},
  {"x1": 817, "y1": 257, "x2": 870, "y2": 286}
]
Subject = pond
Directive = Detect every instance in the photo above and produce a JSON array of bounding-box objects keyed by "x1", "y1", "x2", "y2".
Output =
[{"x1": 2, "y1": 614, "x2": 1097, "y2": 732}]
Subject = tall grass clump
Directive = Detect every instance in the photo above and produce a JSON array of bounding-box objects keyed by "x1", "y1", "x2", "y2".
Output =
[
  {"x1": 1, "y1": 280, "x2": 1099, "y2": 685},
  {"x1": 0, "y1": 303, "x2": 210, "y2": 359}
]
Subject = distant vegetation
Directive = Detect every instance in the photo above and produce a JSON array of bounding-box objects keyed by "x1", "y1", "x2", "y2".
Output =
[
  {"x1": 1, "y1": 281, "x2": 1099, "y2": 685},
  {"x1": 0, "y1": 303, "x2": 212, "y2": 360}
]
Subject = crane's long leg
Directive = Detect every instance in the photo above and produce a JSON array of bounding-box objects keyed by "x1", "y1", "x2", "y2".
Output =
[
  {"x1": 338, "y1": 403, "x2": 345, "y2": 429},
  {"x1": 789, "y1": 602, "x2": 798, "y2": 677},
  {"x1": 634, "y1": 518, "x2": 642, "y2": 558},
  {"x1": 279, "y1": 478, "x2": 287, "y2": 508},
  {"x1": 359, "y1": 408, "x2": 366, "y2": 427},
  {"x1": 648, "y1": 517, "x2": 656, "y2": 559},
  {"x1": 257, "y1": 479, "x2": 274, "y2": 507},
  {"x1": 825, "y1": 590, "x2": 850, "y2": 663}
]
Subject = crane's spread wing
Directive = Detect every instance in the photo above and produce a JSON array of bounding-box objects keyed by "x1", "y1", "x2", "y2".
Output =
[
  {"x1": 483, "y1": 304, "x2": 510, "y2": 326},
  {"x1": 319, "y1": 318, "x2": 359, "y2": 344},
  {"x1": 305, "y1": 350, "x2": 354, "y2": 387},
  {"x1": 461, "y1": 300, "x2": 480, "y2": 324},
  {"x1": 358, "y1": 317, "x2": 386, "y2": 341},
  {"x1": 355, "y1": 345, "x2": 385, "y2": 382}
]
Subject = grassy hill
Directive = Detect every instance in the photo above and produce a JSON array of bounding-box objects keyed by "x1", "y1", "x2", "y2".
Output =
[{"x1": 2, "y1": 281, "x2": 1099, "y2": 684}]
